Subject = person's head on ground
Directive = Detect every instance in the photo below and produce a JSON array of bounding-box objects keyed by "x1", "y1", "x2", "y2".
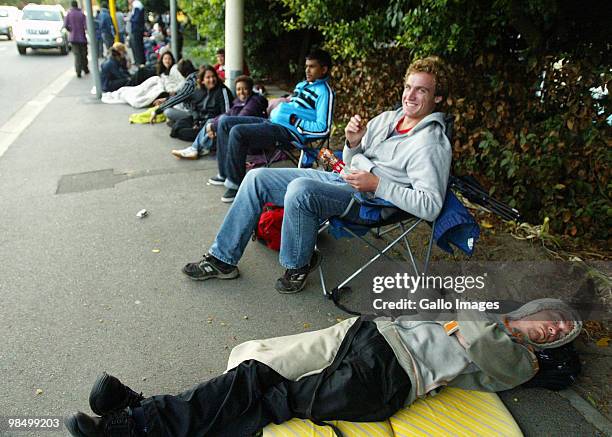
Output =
[
  {"x1": 157, "y1": 50, "x2": 175, "y2": 75},
  {"x1": 505, "y1": 298, "x2": 582, "y2": 349},
  {"x1": 71, "y1": 1, "x2": 78, "y2": 8},
  {"x1": 176, "y1": 59, "x2": 196, "y2": 78},
  {"x1": 402, "y1": 56, "x2": 449, "y2": 123},
  {"x1": 198, "y1": 65, "x2": 220, "y2": 91},
  {"x1": 235, "y1": 75, "x2": 254, "y2": 102},
  {"x1": 304, "y1": 48, "x2": 332, "y2": 82},
  {"x1": 216, "y1": 48, "x2": 225, "y2": 66}
]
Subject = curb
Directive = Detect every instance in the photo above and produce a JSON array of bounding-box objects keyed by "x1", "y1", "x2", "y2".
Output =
[{"x1": 558, "y1": 389, "x2": 612, "y2": 435}]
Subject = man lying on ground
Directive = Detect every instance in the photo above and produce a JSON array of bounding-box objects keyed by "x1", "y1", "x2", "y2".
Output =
[
  {"x1": 209, "y1": 48, "x2": 335, "y2": 203},
  {"x1": 183, "y1": 55, "x2": 452, "y2": 294},
  {"x1": 64, "y1": 298, "x2": 582, "y2": 436}
]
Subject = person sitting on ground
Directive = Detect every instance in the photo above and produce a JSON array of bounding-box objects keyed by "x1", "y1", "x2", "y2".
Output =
[
  {"x1": 184, "y1": 56, "x2": 448, "y2": 293},
  {"x1": 149, "y1": 61, "x2": 203, "y2": 124},
  {"x1": 101, "y1": 50, "x2": 185, "y2": 108},
  {"x1": 100, "y1": 43, "x2": 133, "y2": 92},
  {"x1": 171, "y1": 75, "x2": 268, "y2": 159},
  {"x1": 208, "y1": 48, "x2": 335, "y2": 203},
  {"x1": 166, "y1": 66, "x2": 233, "y2": 142},
  {"x1": 213, "y1": 47, "x2": 250, "y2": 82},
  {"x1": 64, "y1": 298, "x2": 582, "y2": 437}
]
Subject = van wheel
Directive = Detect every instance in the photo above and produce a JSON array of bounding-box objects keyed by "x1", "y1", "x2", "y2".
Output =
[{"x1": 17, "y1": 46, "x2": 26, "y2": 55}]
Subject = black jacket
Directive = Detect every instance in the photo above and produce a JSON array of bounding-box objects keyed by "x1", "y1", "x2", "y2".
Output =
[{"x1": 190, "y1": 84, "x2": 233, "y2": 123}]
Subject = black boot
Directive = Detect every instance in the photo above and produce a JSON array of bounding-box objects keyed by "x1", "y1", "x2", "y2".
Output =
[
  {"x1": 89, "y1": 373, "x2": 145, "y2": 416},
  {"x1": 64, "y1": 410, "x2": 137, "y2": 437}
]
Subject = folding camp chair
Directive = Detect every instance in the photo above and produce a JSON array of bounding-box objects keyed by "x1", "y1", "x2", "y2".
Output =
[
  {"x1": 246, "y1": 136, "x2": 330, "y2": 170},
  {"x1": 316, "y1": 189, "x2": 480, "y2": 314}
]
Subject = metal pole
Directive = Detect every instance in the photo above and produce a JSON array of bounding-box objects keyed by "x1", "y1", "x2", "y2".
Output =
[
  {"x1": 170, "y1": 0, "x2": 178, "y2": 59},
  {"x1": 224, "y1": 0, "x2": 243, "y2": 92},
  {"x1": 84, "y1": 0, "x2": 102, "y2": 99}
]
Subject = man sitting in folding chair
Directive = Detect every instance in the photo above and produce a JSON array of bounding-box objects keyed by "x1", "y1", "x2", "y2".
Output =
[
  {"x1": 208, "y1": 48, "x2": 335, "y2": 203},
  {"x1": 182, "y1": 56, "x2": 452, "y2": 294}
]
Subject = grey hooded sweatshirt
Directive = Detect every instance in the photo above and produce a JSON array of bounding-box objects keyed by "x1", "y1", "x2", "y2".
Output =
[
  {"x1": 343, "y1": 109, "x2": 452, "y2": 221},
  {"x1": 375, "y1": 298, "x2": 582, "y2": 405},
  {"x1": 227, "y1": 299, "x2": 581, "y2": 408}
]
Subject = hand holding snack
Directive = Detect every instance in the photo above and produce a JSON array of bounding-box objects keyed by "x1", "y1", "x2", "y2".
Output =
[{"x1": 345, "y1": 114, "x2": 367, "y2": 148}]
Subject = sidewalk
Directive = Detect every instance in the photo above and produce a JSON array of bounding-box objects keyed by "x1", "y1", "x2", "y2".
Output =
[{"x1": 0, "y1": 75, "x2": 609, "y2": 436}]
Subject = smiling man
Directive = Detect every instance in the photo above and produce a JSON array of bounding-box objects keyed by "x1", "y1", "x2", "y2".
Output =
[
  {"x1": 64, "y1": 298, "x2": 582, "y2": 437},
  {"x1": 182, "y1": 56, "x2": 451, "y2": 294}
]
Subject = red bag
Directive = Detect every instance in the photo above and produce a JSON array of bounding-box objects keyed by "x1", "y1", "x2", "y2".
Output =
[{"x1": 254, "y1": 203, "x2": 284, "y2": 251}]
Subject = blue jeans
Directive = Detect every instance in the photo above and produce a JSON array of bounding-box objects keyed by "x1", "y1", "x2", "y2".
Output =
[
  {"x1": 209, "y1": 168, "x2": 366, "y2": 269},
  {"x1": 191, "y1": 126, "x2": 214, "y2": 153},
  {"x1": 216, "y1": 116, "x2": 294, "y2": 190}
]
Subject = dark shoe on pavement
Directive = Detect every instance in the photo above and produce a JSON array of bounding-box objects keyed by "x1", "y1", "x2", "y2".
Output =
[
  {"x1": 64, "y1": 410, "x2": 136, "y2": 437},
  {"x1": 207, "y1": 175, "x2": 226, "y2": 186},
  {"x1": 275, "y1": 250, "x2": 322, "y2": 294},
  {"x1": 182, "y1": 254, "x2": 239, "y2": 281},
  {"x1": 77, "y1": 72, "x2": 82, "y2": 78},
  {"x1": 89, "y1": 372, "x2": 144, "y2": 416},
  {"x1": 221, "y1": 188, "x2": 238, "y2": 203},
  {"x1": 84, "y1": 69, "x2": 90, "y2": 75}
]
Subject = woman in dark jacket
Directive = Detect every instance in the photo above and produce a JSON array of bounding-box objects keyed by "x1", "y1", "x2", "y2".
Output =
[
  {"x1": 100, "y1": 43, "x2": 131, "y2": 92},
  {"x1": 171, "y1": 75, "x2": 268, "y2": 159},
  {"x1": 167, "y1": 65, "x2": 234, "y2": 142}
]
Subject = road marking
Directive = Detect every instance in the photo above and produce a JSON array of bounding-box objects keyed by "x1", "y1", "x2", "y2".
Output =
[{"x1": 0, "y1": 67, "x2": 74, "y2": 158}]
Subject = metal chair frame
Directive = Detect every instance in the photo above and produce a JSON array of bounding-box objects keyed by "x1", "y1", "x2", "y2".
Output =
[{"x1": 316, "y1": 197, "x2": 437, "y2": 300}]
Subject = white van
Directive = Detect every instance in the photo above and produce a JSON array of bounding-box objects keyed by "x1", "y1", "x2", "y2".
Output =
[
  {"x1": 14, "y1": 3, "x2": 69, "y2": 55},
  {"x1": 0, "y1": 5, "x2": 20, "y2": 40}
]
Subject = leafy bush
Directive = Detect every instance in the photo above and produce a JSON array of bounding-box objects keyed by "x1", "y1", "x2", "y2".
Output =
[{"x1": 183, "y1": 0, "x2": 610, "y2": 241}]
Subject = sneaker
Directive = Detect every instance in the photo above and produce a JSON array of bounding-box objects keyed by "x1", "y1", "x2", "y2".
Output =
[
  {"x1": 182, "y1": 254, "x2": 239, "y2": 281},
  {"x1": 171, "y1": 147, "x2": 198, "y2": 160},
  {"x1": 275, "y1": 250, "x2": 322, "y2": 294},
  {"x1": 198, "y1": 148, "x2": 211, "y2": 157},
  {"x1": 207, "y1": 175, "x2": 226, "y2": 186},
  {"x1": 65, "y1": 410, "x2": 136, "y2": 437},
  {"x1": 221, "y1": 188, "x2": 238, "y2": 203},
  {"x1": 89, "y1": 372, "x2": 144, "y2": 416}
]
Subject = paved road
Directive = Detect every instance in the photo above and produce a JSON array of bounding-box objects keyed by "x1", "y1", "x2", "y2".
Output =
[
  {"x1": 0, "y1": 61, "x2": 608, "y2": 436},
  {"x1": 0, "y1": 38, "x2": 72, "y2": 127}
]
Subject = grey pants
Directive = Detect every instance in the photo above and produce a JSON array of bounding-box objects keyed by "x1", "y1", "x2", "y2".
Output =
[
  {"x1": 163, "y1": 107, "x2": 192, "y2": 122},
  {"x1": 71, "y1": 42, "x2": 88, "y2": 75}
]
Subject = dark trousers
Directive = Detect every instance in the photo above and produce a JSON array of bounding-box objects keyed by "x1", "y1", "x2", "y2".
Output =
[
  {"x1": 130, "y1": 32, "x2": 145, "y2": 65},
  {"x1": 141, "y1": 321, "x2": 411, "y2": 437},
  {"x1": 216, "y1": 116, "x2": 294, "y2": 188},
  {"x1": 71, "y1": 42, "x2": 89, "y2": 75}
]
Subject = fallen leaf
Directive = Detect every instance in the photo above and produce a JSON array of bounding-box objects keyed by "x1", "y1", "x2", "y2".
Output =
[
  {"x1": 152, "y1": 249, "x2": 160, "y2": 253},
  {"x1": 243, "y1": 316, "x2": 249, "y2": 320},
  {"x1": 595, "y1": 337, "x2": 610, "y2": 347},
  {"x1": 303, "y1": 323, "x2": 311, "y2": 329},
  {"x1": 36, "y1": 389, "x2": 43, "y2": 395},
  {"x1": 481, "y1": 220, "x2": 494, "y2": 229}
]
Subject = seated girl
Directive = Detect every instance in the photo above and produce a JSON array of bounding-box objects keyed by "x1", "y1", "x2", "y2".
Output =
[
  {"x1": 165, "y1": 66, "x2": 234, "y2": 141},
  {"x1": 171, "y1": 75, "x2": 268, "y2": 159},
  {"x1": 101, "y1": 50, "x2": 185, "y2": 108},
  {"x1": 100, "y1": 43, "x2": 132, "y2": 92}
]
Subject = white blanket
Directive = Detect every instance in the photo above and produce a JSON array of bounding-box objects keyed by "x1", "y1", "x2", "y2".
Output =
[{"x1": 101, "y1": 64, "x2": 185, "y2": 108}]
